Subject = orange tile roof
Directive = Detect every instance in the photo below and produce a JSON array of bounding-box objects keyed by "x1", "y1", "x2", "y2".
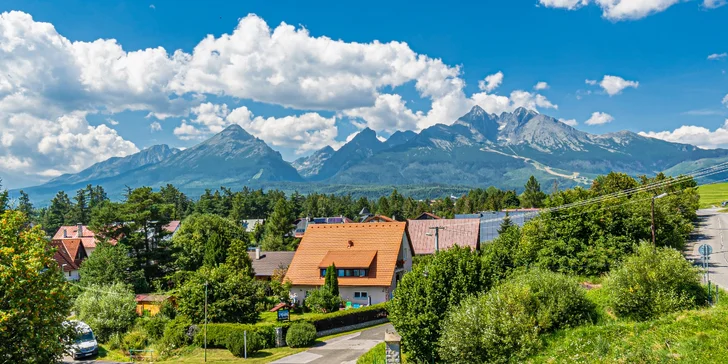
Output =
[
  {"x1": 52, "y1": 225, "x2": 117, "y2": 248},
  {"x1": 318, "y1": 250, "x2": 377, "y2": 269},
  {"x1": 407, "y1": 218, "x2": 480, "y2": 255},
  {"x1": 51, "y1": 241, "x2": 77, "y2": 271},
  {"x1": 285, "y1": 222, "x2": 409, "y2": 287}
]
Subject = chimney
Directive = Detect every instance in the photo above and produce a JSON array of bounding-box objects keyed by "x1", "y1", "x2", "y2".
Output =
[
  {"x1": 76, "y1": 223, "x2": 83, "y2": 238},
  {"x1": 255, "y1": 246, "x2": 261, "y2": 260},
  {"x1": 63, "y1": 229, "x2": 68, "y2": 238}
]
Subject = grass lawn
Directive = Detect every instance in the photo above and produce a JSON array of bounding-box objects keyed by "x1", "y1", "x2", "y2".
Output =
[
  {"x1": 525, "y1": 290, "x2": 728, "y2": 363},
  {"x1": 698, "y1": 182, "x2": 728, "y2": 208},
  {"x1": 96, "y1": 344, "x2": 133, "y2": 361}
]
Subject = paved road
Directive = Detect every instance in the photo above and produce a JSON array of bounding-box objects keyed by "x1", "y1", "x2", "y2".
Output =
[
  {"x1": 272, "y1": 323, "x2": 393, "y2": 364},
  {"x1": 685, "y1": 208, "x2": 728, "y2": 289},
  {"x1": 61, "y1": 357, "x2": 126, "y2": 364}
]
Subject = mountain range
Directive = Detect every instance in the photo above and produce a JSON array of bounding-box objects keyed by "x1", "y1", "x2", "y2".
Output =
[{"x1": 14, "y1": 106, "x2": 728, "y2": 203}]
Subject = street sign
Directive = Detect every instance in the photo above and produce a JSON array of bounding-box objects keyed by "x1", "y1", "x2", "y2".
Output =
[{"x1": 699, "y1": 244, "x2": 713, "y2": 257}]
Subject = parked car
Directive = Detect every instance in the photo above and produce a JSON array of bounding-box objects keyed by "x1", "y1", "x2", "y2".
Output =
[
  {"x1": 64, "y1": 321, "x2": 98, "y2": 360},
  {"x1": 721, "y1": 201, "x2": 727, "y2": 207}
]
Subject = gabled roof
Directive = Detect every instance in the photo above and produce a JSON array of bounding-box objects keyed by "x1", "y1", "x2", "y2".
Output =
[
  {"x1": 407, "y1": 218, "x2": 480, "y2": 255},
  {"x1": 163, "y1": 220, "x2": 181, "y2": 234},
  {"x1": 247, "y1": 251, "x2": 296, "y2": 277},
  {"x1": 362, "y1": 215, "x2": 395, "y2": 223},
  {"x1": 414, "y1": 212, "x2": 441, "y2": 220},
  {"x1": 285, "y1": 222, "x2": 410, "y2": 287},
  {"x1": 50, "y1": 240, "x2": 87, "y2": 271},
  {"x1": 52, "y1": 225, "x2": 116, "y2": 248},
  {"x1": 135, "y1": 294, "x2": 171, "y2": 303}
]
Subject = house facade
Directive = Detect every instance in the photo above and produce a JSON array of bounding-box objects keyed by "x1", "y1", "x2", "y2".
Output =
[
  {"x1": 284, "y1": 222, "x2": 413, "y2": 306},
  {"x1": 51, "y1": 239, "x2": 88, "y2": 281}
]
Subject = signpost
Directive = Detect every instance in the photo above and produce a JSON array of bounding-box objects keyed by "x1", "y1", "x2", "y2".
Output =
[
  {"x1": 277, "y1": 308, "x2": 290, "y2": 322},
  {"x1": 699, "y1": 243, "x2": 713, "y2": 301}
]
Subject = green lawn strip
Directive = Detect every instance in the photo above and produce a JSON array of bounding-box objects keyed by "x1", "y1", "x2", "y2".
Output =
[
  {"x1": 154, "y1": 322, "x2": 390, "y2": 363},
  {"x1": 698, "y1": 182, "x2": 728, "y2": 208},
  {"x1": 356, "y1": 342, "x2": 385, "y2": 364},
  {"x1": 526, "y1": 303, "x2": 728, "y2": 363},
  {"x1": 96, "y1": 344, "x2": 134, "y2": 361}
]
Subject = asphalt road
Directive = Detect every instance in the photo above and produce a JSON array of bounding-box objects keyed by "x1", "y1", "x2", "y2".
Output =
[
  {"x1": 272, "y1": 323, "x2": 393, "y2": 364},
  {"x1": 685, "y1": 208, "x2": 728, "y2": 289}
]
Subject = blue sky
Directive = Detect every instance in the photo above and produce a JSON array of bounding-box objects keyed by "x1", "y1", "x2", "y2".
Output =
[{"x1": 0, "y1": 0, "x2": 727, "y2": 188}]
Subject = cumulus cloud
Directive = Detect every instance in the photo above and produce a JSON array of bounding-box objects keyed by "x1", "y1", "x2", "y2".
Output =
[
  {"x1": 586, "y1": 75, "x2": 639, "y2": 96},
  {"x1": 173, "y1": 102, "x2": 338, "y2": 154},
  {"x1": 560, "y1": 118, "x2": 578, "y2": 126},
  {"x1": 478, "y1": 72, "x2": 504, "y2": 92},
  {"x1": 534, "y1": 82, "x2": 549, "y2": 90},
  {"x1": 150, "y1": 121, "x2": 162, "y2": 132},
  {"x1": 539, "y1": 0, "x2": 714, "y2": 21},
  {"x1": 585, "y1": 111, "x2": 614, "y2": 125},
  {"x1": 708, "y1": 53, "x2": 727, "y2": 60},
  {"x1": 539, "y1": 0, "x2": 589, "y2": 10},
  {"x1": 639, "y1": 120, "x2": 728, "y2": 149}
]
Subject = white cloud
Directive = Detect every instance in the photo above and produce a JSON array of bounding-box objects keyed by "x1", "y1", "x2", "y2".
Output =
[
  {"x1": 586, "y1": 75, "x2": 639, "y2": 96},
  {"x1": 639, "y1": 119, "x2": 728, "y2": 149},
  {"x1": 478, "y1": 72, "x2": 504, "y2": 92},
  {"x1": 107, "y1": 118, "x2": 119, "y2": 126},
  {"x1": 149, "y1": 4, "x2": 156, "y2": 9},
  {"x1": 723, "y1": 93, "x2": 728, "y2": 107},
  {"x1": 174, "y1": 102, "x2": 339, "y2": 154},
  {"x1": 150, "y1": 121, "x2": 162, "y2": 132},
  {"x1": 540, "y1": 0, "x2": 714, "y2": 21},
  {"x1": 707, "y1": 53, "x2": 727, "y2": 60},
  {"x1": 559, "y1": 118, "x2": 578, "y2": 126},
  {"x1": 584, "y1": 111, "x2": 614, "y2": 125},
  {"x1": 539, "y1": 0, "x2": 589, "y2": 10},
  {"x1": 534, "y1": 82, "x2": 549, "y2": 90},
  {"x1": 703, "y1": 0, "x2": 727, "y2": 8}
]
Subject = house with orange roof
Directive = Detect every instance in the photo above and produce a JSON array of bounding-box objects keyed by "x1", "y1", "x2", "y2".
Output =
[
  {"x1": 52, "y1": 223, "x2": 116, "y2": 256},
  {"x1": 407, "y1": 218, "x2": 480, "y2": 255},
  {"x1": 284, "y1": 222, "x2": 413, "y2": 306},
  {"x1": 51, "y1": 239, "x2": 88, "y2": 281}
]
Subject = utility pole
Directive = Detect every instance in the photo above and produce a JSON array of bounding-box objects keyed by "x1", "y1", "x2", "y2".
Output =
[
  {"x1": 427, "y1": 226, "x2": 445, "y2": 253},
  {"x1": 204, "y1": 280, "x2": 208, "y2": 362}
]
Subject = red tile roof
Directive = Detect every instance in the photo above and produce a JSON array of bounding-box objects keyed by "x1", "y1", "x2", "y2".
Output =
[
  {"x1": 52, "y1": 225, "x2": 116, "y2": 248},
  {"x1": 362, "y1": 215, "x2": 395, "y2": 223},
  {"x1": 318, "y1": 250, "x2": 377, "y2": 269},
  {"x1": 407, "y1": 218, "x2": 480, "y2": 255},
  {"x1": 135, "y1": 294, "x2": 171, "y2": 303},
  {"x1": 285, "y1": 222, "x2": 410, "y2": 287},
  {"x1": 50, "y1": 240, "x2": 87, "y2": 271},
  {"x1": 163, "y1": 220, "x2": 181, "y2": 234}
]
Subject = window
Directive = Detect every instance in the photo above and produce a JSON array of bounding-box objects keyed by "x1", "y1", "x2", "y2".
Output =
[
  {"x1": 320, "y1": 269, "x2": 327, "y2": 277},
  {"x1": 330, "y1": 269, "x2": 369, "y2": 277},
  {"x1": 354, "y1": 291, "x2": 368, "y2": 298},
  {"x1": 338, "y1": 269, "x2": 344, "y2": 277}
]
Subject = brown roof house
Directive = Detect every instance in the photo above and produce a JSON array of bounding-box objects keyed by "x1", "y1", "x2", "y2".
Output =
[
  {"x1": 247, "y1": 247, "x2": 295, "y2": 280},
  {"x1": 284, "y1": 222, "x2": 413, "y2": 306},
  {"x1": 407, "y1": 218, "x2": 480, "y2": 255},
  {"x1": 51, "y1": 239, "x2": 89, "y2": 281},
  {"x1": 135, "y1": 294, "x2": 172, "y2": 316},
  {"x1": 53, "y1": 224, "x2": 117, "y2": 256}
]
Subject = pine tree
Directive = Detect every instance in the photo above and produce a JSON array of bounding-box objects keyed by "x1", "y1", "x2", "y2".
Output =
[
  {"x1": 17, "y1": 190, "x2": 33, "y2": 218},
  {"x1": 68, "y1": 188, "x2": 89, "y2": 224},
  {"x1": 498, "y1": 212, "x2": 513, "y2": 234},
  {"x1": 43, "y1": 191, "x2": 72, "y2": 235},
  {"x1": 0, "y1": 178, "x2": 8, "y2": 214},
  {"x1": 261, "y1": 198, "x2": 294, "y2": 250},
  {"x1": 324, "y1": 264, "x2": 339, "y2": 296},
  {"x1": 521, "y1": 175, "x2": 546, "y2": 208}
]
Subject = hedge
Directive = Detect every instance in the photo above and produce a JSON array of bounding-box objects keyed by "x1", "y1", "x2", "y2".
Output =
[
  {"x1": 193, "y1": 323, "x2": 278, "y2": 349},
  {"x1": 192, "y1": 303, "x2": 388, "y2": 349}
]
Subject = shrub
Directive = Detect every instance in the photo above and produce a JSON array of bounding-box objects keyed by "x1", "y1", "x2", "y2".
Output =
[
  {"x1": 226, "y1": 331, "x2": 265, "y2": 357},
  {"x1": 107, "y1": 332, "x2": 123, "y2": 351},
  {"x1": 606, "y1": 243, "x2": 707, "y2": 321},
  {"x1": 306, "y1": 303, "x2": 387, "y2": 332},
  {"x1": 438, "y1": 269, "x2": 595, "y2": 363},
  {"x1": 160, "y1": 316, "x2": 192, "y2": 350},
  {"x1": 304, "y1": 287, "x2": 340, "y2": 313},
  {"x1": 122, "y1": 330, "x2": 149, "y2": 352},
  {"x1": 286, "y1": 322, "x2": 317, "y2": 348},
  {"x1": 74, "y1": 283, "x2": 137, "y2": 342},
  {"x1": 388, "y1": 246, "x2": 492, "y2": 363},
  {"x1": 141, "y1": 315, "x2": 169, "y2": 341}
]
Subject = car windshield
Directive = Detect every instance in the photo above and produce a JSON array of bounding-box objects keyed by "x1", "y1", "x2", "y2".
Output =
[{"x1": 75, "y1": 331, "x2": 94, "y2": 343}]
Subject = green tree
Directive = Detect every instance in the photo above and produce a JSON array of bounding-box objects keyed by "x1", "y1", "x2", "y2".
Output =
[
  {"x1": 68, "y1": 188, "x2": 89, "y2": 225},
  {"x1": 388, "y1": 246, "x2": 492, "y2": 362},
  {"x1": 497, "y1": 212, "x2": 513, "y2": 235},
  {"x1": 226, "y1": 238, "x2": 254, "y2": 277},
  {"x1": 0, "y1": 178, "x2": 8, "y2": 213},
  {"x1": 521, "y1": 175, "x2": 546, "y2": 208},
  {"x1": 176, "y1": 264, "x2": 262, "y2": 323},
  {"x1": 17, "y1": 190, "x2": 33, "y2": 219},
  {"x1": 203, "y1": 232, "x2": 226, "y2": 268},
  {"x1": 324, "y1": 264, "x2": 339, "y2": 296},
  {"x1": 304, "y1": 287, "x2": 340, "y2": 313},
  {"x1": 79, "y1": 242, "x2": 146, "y2": 292},
  {"x1": 42, "y1": 191, "x2": 73, "y2": 235},
  {"x1": 0, "y1": 210, "x2": 74, "y2": 362},
  {"x1": 74, "y1": 283, "x2": 137, "y2": 342},
  {"x1": 261, "y1": 198, "x2": 294, "y2": 250},
  {"x1": 172, "y1": 213, "x2": 247, "y2": 272}
]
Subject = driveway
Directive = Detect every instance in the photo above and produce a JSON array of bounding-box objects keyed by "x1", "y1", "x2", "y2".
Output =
[
  {"x1": 685, "y1": 208, "x2": 728, "y2": 289},
  {"x1": 272, "y1": 323, "x2": 393, "y2": 364},
  {"x1": 61, "y1": 357, "x2": 127, "y2": 364}
]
